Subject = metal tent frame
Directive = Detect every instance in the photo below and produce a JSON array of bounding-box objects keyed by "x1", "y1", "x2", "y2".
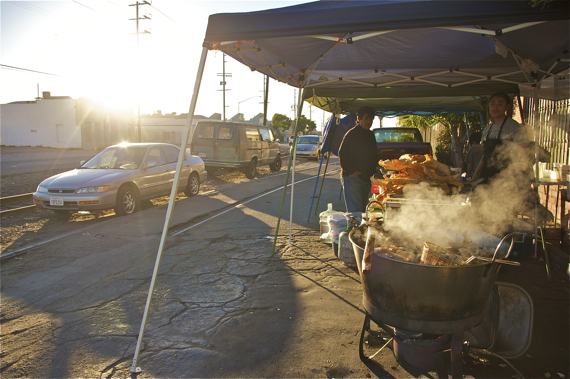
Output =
[{"x1": 130, "y1": 1, "x2": 570, "y2": 374}]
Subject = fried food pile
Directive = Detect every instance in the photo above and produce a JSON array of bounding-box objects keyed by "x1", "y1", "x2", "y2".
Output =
[{"x1": 374, "y1": 154, "x2": 463, "y2": 195}]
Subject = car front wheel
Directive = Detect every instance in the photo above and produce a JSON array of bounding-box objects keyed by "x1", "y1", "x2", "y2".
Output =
[
  {"x1": 244, "y1": 158, "x2": 257, "y2": 179},
  {"x1": 184, "y1": 173, "x2": 200, "y2": 197},
  {"x1": 115, "y1": 185, "x2": 139, "y2": 216},
  {"x1": 270, "y1": 155, "x2": 282, "y2": 171}
]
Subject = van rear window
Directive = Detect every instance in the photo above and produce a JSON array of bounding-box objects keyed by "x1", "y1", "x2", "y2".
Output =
[
  {"x1": 217, "y1": 126, "x2": 233, "y2": 140},
  {"x1": 198, "y1": 125, "x2": 214, "y2": 139}
]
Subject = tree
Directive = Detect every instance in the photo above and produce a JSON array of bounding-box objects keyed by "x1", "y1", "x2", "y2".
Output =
[
  {"x1": 399, "y1": 113, "x2": 483, "y2": 168},
  {"x1": 297, "y1": 115, "x2": 317, "y2": 134},
  {"x1": 271, "y1": 113, "x2": 293, "y2": 133},
  {"x1": 271, "y1": 113, "x2": 317, "y2": 135}
]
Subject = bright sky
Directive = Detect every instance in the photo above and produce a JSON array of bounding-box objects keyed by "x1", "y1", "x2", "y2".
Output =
[{"x1": 0, "y1": 0, "x2": 394, "y2": 130}]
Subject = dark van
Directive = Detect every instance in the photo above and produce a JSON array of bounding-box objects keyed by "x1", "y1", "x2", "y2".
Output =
[{"x1": 190, "y1": 121, "x2": 282, "y2": 178}]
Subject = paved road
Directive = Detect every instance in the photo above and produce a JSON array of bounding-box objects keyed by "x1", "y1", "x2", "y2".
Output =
[
  {"x1": 1, "y1": 146, "x2": 98, "y2": 175},
  {"x1": 2, "y1": 154, "x2": 568, "y2": 378},
  {"x1": 2, "y1": 160, "x2": 381, "y2": 378}
]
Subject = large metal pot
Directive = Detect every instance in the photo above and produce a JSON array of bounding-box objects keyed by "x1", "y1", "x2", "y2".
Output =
[{"x1": 350, "y1": 224, "x2": 513, "y2": 332}]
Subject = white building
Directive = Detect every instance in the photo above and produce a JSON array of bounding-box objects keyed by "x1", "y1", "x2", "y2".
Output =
[
  {"x1": 1, "y1": 92, "x2": 135, "y2": 149},
  {"x1": 140, "y1": 111, "x2": 211, "y2": 145}
]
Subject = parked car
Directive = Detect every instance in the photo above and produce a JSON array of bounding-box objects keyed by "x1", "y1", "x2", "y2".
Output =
[
  {"x1": 33, "y1": 143, "x2": 207, "y2": 217},
  {"x1": 190, "y1": 121, "x2": 282, "y2": 178},
  {"x1": 373, "y1": 127, "x2": 432, "y2": 161},
  {"x1": 294, "y1": 135, "x2": 324, "y2": 160}
]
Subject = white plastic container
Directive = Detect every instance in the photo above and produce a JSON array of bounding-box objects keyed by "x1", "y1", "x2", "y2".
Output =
[
  {"x1": 319, "y1": 203, "x2": 335, "y2": 243},
  {"x1": 338, "y1": 229, "x2": 357, "y2": 267},
  {"x1": 538, "y1": 162, "x2": 547, "y2": 178},
  {"x1": 327, "y1": 212, "x2": 348, "y2": 248}
]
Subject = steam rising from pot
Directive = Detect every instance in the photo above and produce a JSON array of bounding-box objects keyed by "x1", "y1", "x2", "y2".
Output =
[{"x1": 381, "y1": 142, "x2": 532, "y2": 244}]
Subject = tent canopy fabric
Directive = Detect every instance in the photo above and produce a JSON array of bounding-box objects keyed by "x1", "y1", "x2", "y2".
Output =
[
  {"x1": 205, "y1": 1, "x2": 569, "y2": 105},
  {"x1": 306, "y1": 94, "x2": 492, "y2": 116}
]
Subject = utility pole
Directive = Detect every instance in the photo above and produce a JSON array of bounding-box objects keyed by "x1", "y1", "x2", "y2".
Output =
[
  {"x1": 130, "y1": 1, "x2": 151, "y2": 142},
  {"x1": 217, "y1": 54, "x2": 231, "y2": 120},
  {"x1": 262, "y1": 76, "x2": 269, "y2": 126},
  {"x1": 292, "y1": 89, "x2": 297, "y2": 120}
]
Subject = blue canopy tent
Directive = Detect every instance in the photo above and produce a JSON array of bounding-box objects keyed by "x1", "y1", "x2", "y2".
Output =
[
  {"x1": 130, "y1": 1, "x2": 570, "y2": 374},
  {"x1": 203, "y1": 0, "x2": 569, "y2": 244}
]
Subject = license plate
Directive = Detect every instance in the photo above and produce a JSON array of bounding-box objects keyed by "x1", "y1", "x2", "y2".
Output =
[
  {"x1": 198, "y1": 152, "x2": 207, "y2": 158},
  {"x1": 50, "y1": 197, "x2": 64, "y2": 206}
]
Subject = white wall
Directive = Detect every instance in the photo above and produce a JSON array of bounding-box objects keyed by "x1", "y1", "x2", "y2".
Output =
[
  {"x1": 141, "y1": 116, "x2": 206, "y2": 145},
  {"x1": 1, "y1": 99, "x2": 81, "y2": 148}
]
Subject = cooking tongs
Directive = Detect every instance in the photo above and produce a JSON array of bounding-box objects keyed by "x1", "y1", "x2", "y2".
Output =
[
  {"x1": 465, "y1": 233, "x2": 520, "y2": 266},
  {"x1": 365, "y1": 200, "x2": 385, "y2": 222},
  {"x1": 464, "y1": 256, "x2": 520, "y2": 266}
]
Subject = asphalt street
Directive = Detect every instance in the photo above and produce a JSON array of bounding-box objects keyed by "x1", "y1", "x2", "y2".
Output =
[
  {"x1": 2, "y1": 159, "x2": 376, "y2": 378},
  {"x1": 1, "y1": 146, "x2": 98, "y2": 175},
  {"x1": 1, "y1": 151, "x2": 569, "y2": 378}
]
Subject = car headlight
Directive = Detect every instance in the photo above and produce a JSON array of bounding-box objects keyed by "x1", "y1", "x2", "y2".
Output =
[
  {"x1": 37, "y1": 185, "x2": 48, "y2": 193},
  {"x1": 76, "y1": 186, "x2": 109, "y2": 194}
]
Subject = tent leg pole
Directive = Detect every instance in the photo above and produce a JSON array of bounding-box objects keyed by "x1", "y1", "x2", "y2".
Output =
[
  {"x1": 129, "y1": 46, "x2": 209, "y2": 376},
  {"x1": 533, "y1": 88, "x2": 540, "y2": 260},
  {"x1": 272, "y1": 140, "x2": 296, "y2": 255},
  {"x1": 289, "y1": 92, "x2": 304, "y2": 244},
  {"x1": 314, "y1": 153, "x2": 331, "y2": 215},
  {"x1": 289, "y1": 138, "x2": 296, "y2": 244},
  {"x1": 517, "y1": 95, "x2": 525, "y2": 123},
  {"x1": 273, "y1": 88, "x2": 304, "y2": 254},
  {"x1": 307, "y1": 152, "x2": 324, "y2": 223},
  {"x1": 307, "y1": 116, "x2": 337, "y2": 222}
]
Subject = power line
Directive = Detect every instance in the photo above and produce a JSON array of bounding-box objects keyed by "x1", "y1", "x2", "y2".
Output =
[
  {"x1": 8, "y1": 1, "x2": 58, "y2": 19},
  {"x1": 72, "y1": 0, "x2": 105, "y2": 15},
  {"x1": 107, "y1": 0, "x2": 127, "y2": 9},
  {"x1": 149, "y1": 4, "x2": 179, "y2": 25},
  {"x1": 0, "y1": 64, "x2": 65, "y2": 77}
]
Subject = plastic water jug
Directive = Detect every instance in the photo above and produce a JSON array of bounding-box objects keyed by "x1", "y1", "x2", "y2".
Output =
[
  {"x1": 328, "y1": 212, "x2": 349, "y2": 254},
  {"x1": 319, "y1": 203, "x2": 335, "y2": 243},
  {"x1": 338, "y1": 217, "x2": 358, "y2": 267}
]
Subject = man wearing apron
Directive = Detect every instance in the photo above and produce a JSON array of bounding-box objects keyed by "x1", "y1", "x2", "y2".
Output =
[{"x1": 473, "y1": 92, "x2": 528, "y2": 183}]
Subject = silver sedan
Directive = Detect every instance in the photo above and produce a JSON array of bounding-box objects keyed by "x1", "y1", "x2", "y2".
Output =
[
  {"x1": 294, "y1": 135, "x2": 324, "y2": 160},
  {"x1": 33, "y1": 143, "x2": 207, "y2": 217}
]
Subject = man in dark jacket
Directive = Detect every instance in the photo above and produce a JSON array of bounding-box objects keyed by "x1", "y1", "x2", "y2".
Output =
[{"x1": 338, "y1": 106, "x2": 378, "y2": 212}]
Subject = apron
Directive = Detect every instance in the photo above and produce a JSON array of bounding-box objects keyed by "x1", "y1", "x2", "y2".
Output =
[{"x1": 482, "y1": 118, "x2": 507, "y2": 181}]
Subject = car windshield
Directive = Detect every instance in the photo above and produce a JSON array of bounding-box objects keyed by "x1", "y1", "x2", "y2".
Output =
[
  {"x1": 374, "y1": 129, "x2": 422, "y2": 143},
  {"x1": 297, "y1": 136, "x2": 320, "y2": 145},
  {"x1": 82, "y1": 146, "x2": 146, "y2": 169}
]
